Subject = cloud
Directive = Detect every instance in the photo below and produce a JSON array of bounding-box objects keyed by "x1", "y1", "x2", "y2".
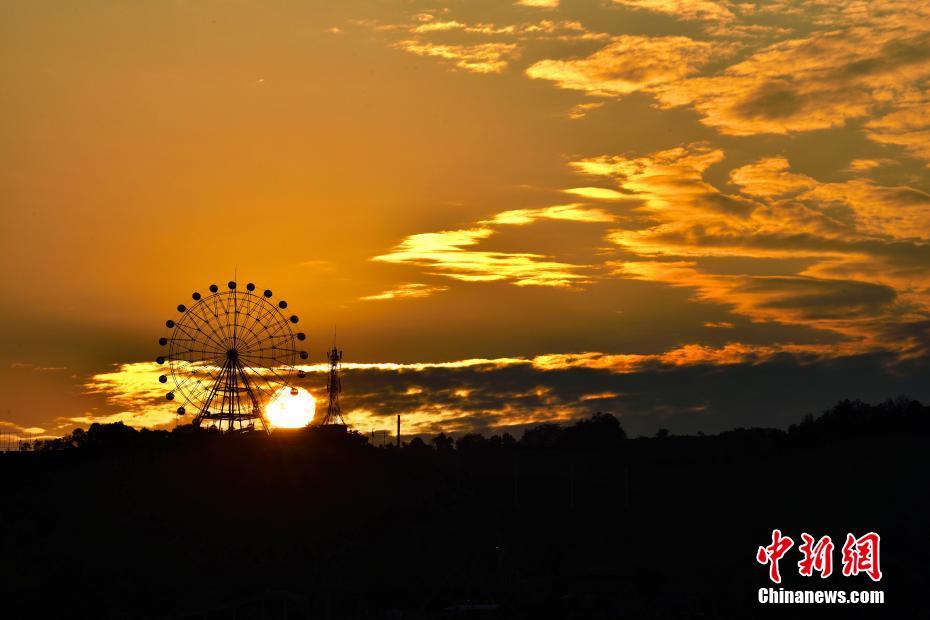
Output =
[
  {"x1": 372, "y1": 227, "x2": 590, "y2": 287},
  {"x1": 364, "y1": 0, "x2": 930, "y2": 147},
  {"x1": 612, "y1": 260, "x2": 898, "y2": 341},
  {"x1": 568, "y1": 101, "x2": 605, "y2": 119},
  {"x1": 361, "y1": 282, "x2": 449, "y2": 301},
  {"x1": 728, "y1": 156, "x2": 816, "y2": 198},
  {"x1": 69, "y1": 337, "x2": 871, "y2": 437},
  {"x1": 572, "y1": 143, "x2": 755, "y2": 221},
  {"x1": 563, "y1": 187, "x2": 627, "y2": 200},
  {"x1": 866, "y1": 93, "x2": 930, "y2": 164},
  {"x1": 611, "y1": 0, "x2": 735, "y2": 22},
  {"x1": 372, "y1": 200, "x2": 619, "y2": 289},
  {"x1": 653, "y1": 23, "x2": 930, "y2": 136},
  {"x1": 393, "y1": 40, "x2": 518, "y2": 73},
  {"x1": 413, "y1": 20, "x2": 467, "y2": 33},
  {"x1": 82, "y1": 363, "x2": 181, "y2": 429},
  {"x1": 367, "y1": 140, "x2": 927, "y2": 353},
  {"x1": 531, "y1": 342, "x2": 847, "y2": 371},
  {"x1": 846, "y1": 159, "x2": 894, "y2": 172},
  {"x1": 482, "y1": 204, "x2": 617, "y2": 225},
  {"x1": 0, "y1": 419, "x2": 47, "y2": 439},
  {"x1": 570, "y1": 143, "x2": 930, "y2": 352},
  {"x1": 580, "y1": 391, "x2": 619, "y2": 401},
  {"x1": 526, "y1": 35, "x2": 730, "y2": 96},
  {"x1": 328, "y1": 349, "x2": 930, "y2": 436},
  {"x1": 517, "y1": 0, "x2": 559, "y2": 7},
  {"x1": 366, "y1": 11, "x2": 607, "y2": 75},
  {"x1": 9, "y1": 362, "x2": 68, "y2": 372}
]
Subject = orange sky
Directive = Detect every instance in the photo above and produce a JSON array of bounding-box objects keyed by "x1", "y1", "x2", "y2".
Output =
[{"x1": 2, "y1": 0, "x2": 929, "y2": 440}]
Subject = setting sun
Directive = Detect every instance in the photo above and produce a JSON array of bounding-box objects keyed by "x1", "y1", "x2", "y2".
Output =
[{"x1": 266, "y1": 387, "x2": 316, "y2": 428}]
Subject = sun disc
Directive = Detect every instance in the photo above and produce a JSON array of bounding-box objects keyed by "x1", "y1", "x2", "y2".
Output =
[{"x1": 266, "y1": 387, "x2": 315, "y2": 428}]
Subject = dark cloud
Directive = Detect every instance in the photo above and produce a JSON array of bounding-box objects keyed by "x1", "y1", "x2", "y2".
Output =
[
  {"x1": 286, "y1": 351, "x2": 930, "y2": 438},
  {"x1": 731, "y1": 80, "x2": 805, "y2": 120},
  {"x1": 737, "y1": 276, "x2": 896, "y2": 319}
]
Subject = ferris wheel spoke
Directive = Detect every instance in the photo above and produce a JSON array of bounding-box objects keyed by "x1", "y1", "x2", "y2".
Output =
[
  {"x1": 217, "y1": 290, "x2": 238, "y2": 350},
  {"x1": 208, "y1": 292, "x2": 234, "y2": 350},
  {"x1": 231, "y1": 287, "x2": 239, "y2": 348},
  {"x1": 243, "y1": 318, "x2": 293, "y2": 355},
  {"x1": 232, "y1": 313, "x2": 266, "y2": 355},
  {"x1": 186, "y1": 309, "x2": 233, "y2": 354},
  {"x1": 242, "y1": 349, "x2": 294, "y2": 368},
  {"x1": 172, "y1": 320, "x2": 227, "y2": 358},
  {"x1": 178, "y1": 382, "x2": 211, "y2": 408},
  {"x1": 173, "y1": 360, "x2": 217, "y2": 381},
  {"x1": 269, "y1": 346, "x2": 304, "y2": 355},
  {"x1": 243, "y1": 297, "x2": 282, "y2": 339},
  {"x1": 241, "y1": 297, "x2": 279, "y2": 352},
  {"x1": 172, "y1": 346, "x2": 224, "y2": 367},
  {"x1": 235, "y1": 364, "x2": 278, "y2": 403},
  {"x1": 245, "y1": 370, "x2": 293, "y2": 399},
  {"x1": 243, "y1": 363, "x2": 293, "y2": 389},
  {"x1": 189, "y1": 299, "x2": 234, "y2": 353},
  {"x1": 237, "y1": 328, "x2": 264, "y2": 357},
  {"x1": 172, "y1": 377, "x2": 211, "y2": 407},
  {"x1": 236, "y1": 364, "x2": 289, "y2": 406},
  {"x1": 173, "y1": 374, "x2": 209, "y2": 395},
  {"x1": 240, "y1": 321, "x2": 277, "y2": 355},
  {"x1": 237, "y1": 352, "x2": 295, "y2": 389},
  {"x1": 181, "y1": 305, "x2": 232, "y2": 355},
  {"x1": 240, "y1": 295, "x2": 287, "y2": 338}
]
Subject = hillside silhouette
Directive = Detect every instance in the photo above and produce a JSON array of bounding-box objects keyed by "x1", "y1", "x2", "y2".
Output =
[{"x1": 2, "y1": 397, "x2": 927, "y2": 618}]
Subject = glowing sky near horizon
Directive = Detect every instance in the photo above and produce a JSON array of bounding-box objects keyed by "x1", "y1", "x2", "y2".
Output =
[{"x1": 1, "y1": 0, "x2": 929, "y2": 439}]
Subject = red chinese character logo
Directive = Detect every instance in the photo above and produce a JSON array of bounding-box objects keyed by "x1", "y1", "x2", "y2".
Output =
[
  {"x1": 798, "y1": 533, "x2": 834, "y2": 578},
  {"x1": 757, "y1": 529, "x2": 794, "y2": 583},
  {"x1": 841, "y1": 532, "x2": 882, "y2": 581}
]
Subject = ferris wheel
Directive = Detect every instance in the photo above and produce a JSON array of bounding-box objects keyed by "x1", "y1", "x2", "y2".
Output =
[{"x1": 156, "y1": 281, "x2": 308, "y2": 431}]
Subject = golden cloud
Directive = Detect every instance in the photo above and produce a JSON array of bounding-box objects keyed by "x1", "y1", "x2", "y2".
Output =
[
  {"x1": 373, "y1": 201, "x2": 620, "y2": 288},
  {"x1": 612, "y1": 260, "x2": 898, "y2": 344},
  {"x1": 652, "y1": 22, "x2": 930, "y2": 136},
  {"x1": 728, "y1": 156, "x2": 816, "y2": 198},
  {"x1": 846, "y1": 159, "x2": 893, "y2": 172},
  {"x1": 563, "y1": 187, "x2": 627, "y2": 200},
  {"x1": 82, "y1": 362, "x2": 182, "y2": 429},
  {"x1": 568, "y1": 101, "x2": 605, "y2": 119},
  {"x1": 393, "y1": 40, "x2": 518, "y2": 73},
  {"x1": 572, "y1": 143, "x2": 930, "y2": 352},
  {"x1": 372, "y1": 226, "x2": 589, "y2": 287},
  {"x1": 517, "y1": 0, "x2": 559, "y2": 7},
  {"x1": 611, "y1": 0, "x2": 735, "y2": 22},
  {"x1": 526, "y1": 35, "x2": 730, "y2": 96},
  {"x1": 531, "y1": 342, "x2": 850, "y2": 372},
  {"x1": 361, "y1": 283, "x2": 450, "y2": 301},
  {"x1": 482, "y1": 204, "x2": 617, "y2": 225},
  {"x1": 75, "y1": 337, "x2": 868, "y2": 435},
  {"x1": 866, "y1": 93, "x2": 930, "y2": 164}
]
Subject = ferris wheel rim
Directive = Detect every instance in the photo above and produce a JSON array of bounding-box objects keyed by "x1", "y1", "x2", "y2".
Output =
[{"x1": 156, "y1": 282, "x2": 309, "y2": 426}]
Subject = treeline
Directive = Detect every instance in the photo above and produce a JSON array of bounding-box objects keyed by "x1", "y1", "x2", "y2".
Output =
[
  {"x1": 3, "y1": 396, "x2": 927, "y2": 618},
  {"x1": 21, "y1": 396, "x2": 930, "y2": 455}
]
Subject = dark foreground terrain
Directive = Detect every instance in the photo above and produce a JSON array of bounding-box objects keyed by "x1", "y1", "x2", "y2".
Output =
[{"x1": 2, "y1": 398, "x2": 928, "y2": 619}]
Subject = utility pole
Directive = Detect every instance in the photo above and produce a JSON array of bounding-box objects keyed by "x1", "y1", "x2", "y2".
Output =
[
  {"x1": 396, "y1": 415, "x2": 401, "y2": 448},
  {"x1": 569, "y1": 461, "x2": 575, "y2": 510},
  {"x1": 513, "y1": 458, "x2": 519, "y2": 509},
  {"x1": 624, "y1": 466, "x2": 631, "y2": 512}
]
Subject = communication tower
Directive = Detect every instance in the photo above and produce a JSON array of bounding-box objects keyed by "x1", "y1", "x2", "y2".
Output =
[{"x1": 319, "y1": 345, "x2": 347, "y2": 427}]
